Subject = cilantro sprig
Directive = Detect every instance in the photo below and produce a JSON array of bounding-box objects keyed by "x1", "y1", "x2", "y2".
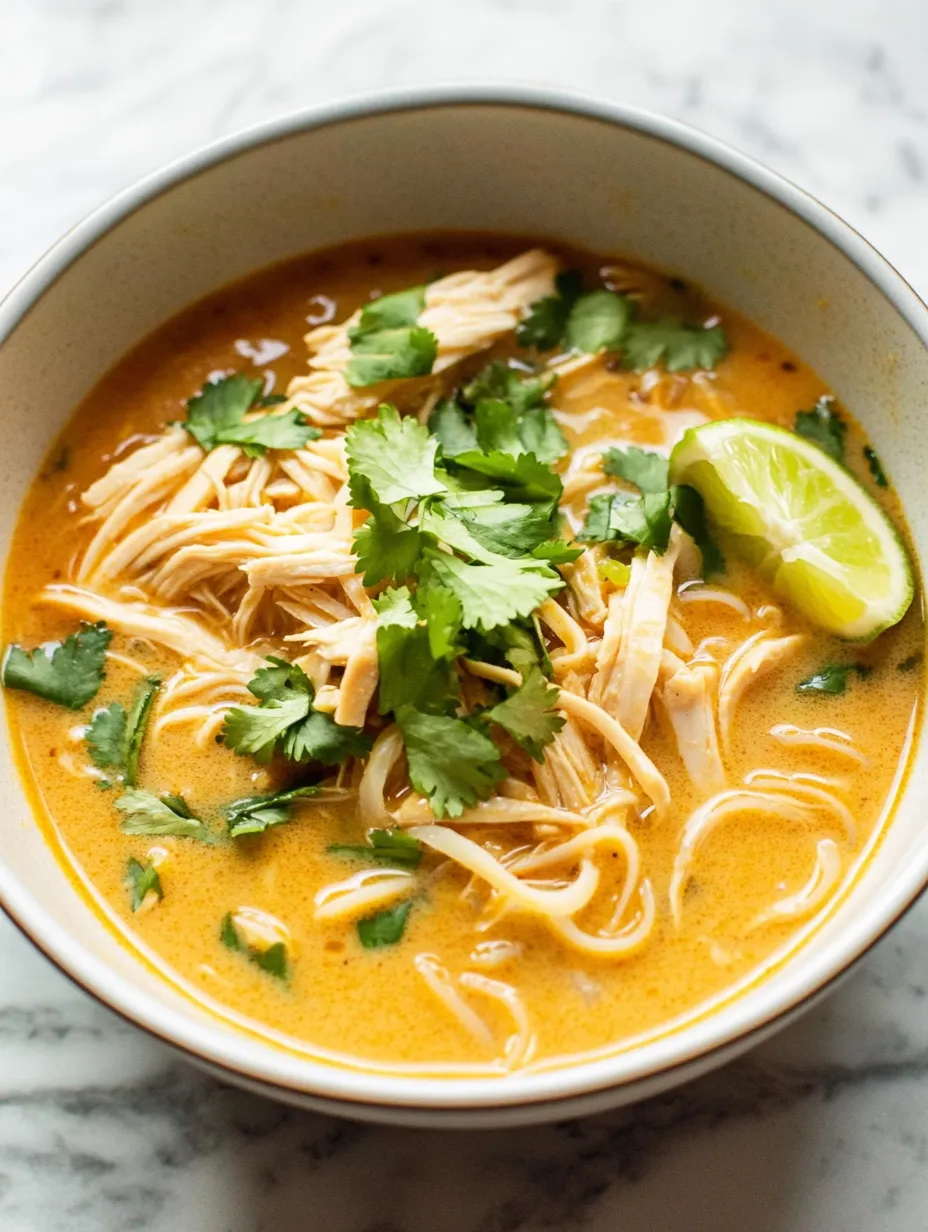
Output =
[
  {"x1": 184, "y1": 374, "x2": 320, "y2": 457},
  {"x1": 795, "y1": 397, "x2": 846, "y2": 464},
  {"x1": 517, "y1": 271, "x2": 727, "y2": 371},
  {"x1": 224, "y1": 785, "x2": 320, "y2": 838},
  {"x1": 329, "y1": 828, "x2": 423, "y2": 867},
  {"x1": 357, "y1": 900, "x2": 414, "y2": 948},
  {"x1": 221, "y1": 657, "x2": 371, "y2": 767},
  {"x1": 86, "y1": 675, "x2": 160, "y2": 787},
  {"x1": 115, "y1": 789, "x2": 210, "y2": 840},
  {"x1": 345, "y1": 285, "x2": 438, "y2": 387},
  {"x1": 2, "y1": 621, "x2": 111, "y2": 710},
  {"x1": 125, "y1": 856, "x2": 163, "y2": 912}
]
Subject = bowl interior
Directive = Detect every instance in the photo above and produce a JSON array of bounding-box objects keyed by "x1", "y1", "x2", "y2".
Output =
[{"x1": 1, "y1": 95, "x2": 925, "y2": 1117}]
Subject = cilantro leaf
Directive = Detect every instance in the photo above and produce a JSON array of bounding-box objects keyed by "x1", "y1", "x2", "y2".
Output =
[
  {"x1": 452, "y1": 502, "x2": 556, "y2": 559},
  {"x1": 396, "y1": 705, "x2": 505, "y2": 819},
  {"x1": 280, "y1": 711, "x2": 372, "y2": 765},
  {"x1": 470, "y1": 619, "x2": 552, "y2": 679},
  {"x1": 485, "y1": 667, "x2": 564, "y2": 761},
  {"x1": 346, "y1": 404, "x2": 446, "y2": 506},
  {"x1": 795, "y1": 397, "x2": 846, "y2": 463},
  {"x1": 474, "y1": 399, "x2": 525, "y2": 457},
  {"x1": 796, "y1": 663, "x2": 872, "y2": 696},
  {"x1": 621, "y1": 320, "x2": 727, "y2": 372},
  {"x1": 352, "y1": 285, "x2": 427, "y2": 333},
  {"x1": 424, "y1": 549, "x2": 562, "y2": 633},
  {"x1": 602, "y1": 446, "x2": 669, "y2": 494},
  {"x1": 222, "y1": 694, "x2": 310, "y2": 763},
  {"x1": 463, "y1": 361, "x2": 553, "y2": 415},
  {"x1": 564, "y1": 289, "x2": 632, "y2": 353},
  {"x1": 515, "y1": 406, "x2": 568, "y2": 465},
  {"x1": 125, "y1": 857, "x2": 162, "y2": 913},
  {"x1": 225, "y1": 785, "x2": 320, "y2": 838},
  {"x1": 374, "y1": 587, "x2": 455, "y2": 714},
  {"x1": 864, "y1": 445, "x2": 888, "y2": 487},
  {"x1": 357, "y1": 900, "x2": 413, "y2": 948},
  {"x1": 670, "y1": 485, "x2": 725, "y2": 577},
  {"x1": 420, "y1": 583, "x2": 463, "y2": 661},
  {"x1": 86, "y1": 675, "x2": 160, "y2": 786},
  {"x1": 222, "y1": 656, "x2": 368, "y2": 766},
  {"x1": 329, "y1": 828, "x2": 423, "y2": 868},
  {"x1": 516, "y1": 270, "x2": 583, "y2": 350},
  {"x1": 530, "y1": 539, "x2": 583, "y2": 565},
  {"x1": 452, "y1": 450, "x2": 562, "y2": 511},
  {"x1": 116, "y1": 789, "x2": 210, "y2": 839},
  {"x1": 184, "y1": 374, "x2": 319, "y2": 455},
  {"x1": 220, "y1": 913, "x2": 289, "y2": 980},
  {"x1": 86, "y1": 703, "x2": 126, "y2": 771},
  {"x1": 351, "y1": 480, "x2": 424, "y2": 587},
  {"x1": 345, "y1": 326, "x2": 437, "y2": 387},
  {"x1": 579, "y1": 491, "x2": 674, "y2": 553},
  {"x1": 3, "y1": 622, "x2": 111, "y2": 710},
  {"x1": 428, "y1": 398, "x2": 479, "y2": 457}
]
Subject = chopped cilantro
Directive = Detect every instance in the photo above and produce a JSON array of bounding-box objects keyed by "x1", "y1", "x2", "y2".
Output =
[
  {"x1": 396, "y1": 705, "x2": 506, "y2": 819},
  {"x1": 484, "y1": 667, "x2": 564, "y2": 761},
  {"x1": 346, "y1": 404, "x2": 446, "y2": 506},
  {"x1": 374, "y1": 587, "x2": 456, "y2": 714},
  {"x1": 221, "y1": 656, "x2": 370, "y2": 766},
  {"x1": 184, "y1": 374, "x2": 319, "y2": 456},
  {"x1": 621, "y1": 320, "x2": 727, "y2": 372},
  {"x1": 357, "y1": 900, "x2": 413, "y2": 948},
  {"x1": 345, "y1": 286, "x2": 437, "y2": 387},
  {"x1": 351, "y1": 480, "x2": 425, "y2": 587},
  {"x1": 579, "y1": 491, "x2": 674, "y2": 553},
  {"x1": 2, "y1": 622, "x2": 111, "y2": 710},
  {"x1": 329, "y1": 828, "x2": 423, "y2": 867},
  {"x1": 220, "y1": 913, "x2": 289, "y2": 980},
  {"x1": 462, "y1": 361, "x2": 554, "y2": 415},
  {"x1": 794, "y1": 397, "x2": 846, "y2": 463},
  {"x1": 898, "y1": 652, "x2": 923, "y2": 673},
  {"x1": 225, "y1": 785, "x2": 320, "y2": 838},
  {"x1": 516, "y1": 270, "x2": 583, "y2": 350},
  {"x1": 864, "y1": 445, "x2": 888, "y2": 487},
  {"x1": 428, "y1": 399, "x2": 479, "y2": 457},
  {"x1": 423, "y1": 549, "x2": 562, "y2": 633},
  {"x1": 87, "y1": 675, "x2": 160, "y2": 787},
  {"x1": 565, "y1": 289, "x2": 632, "y2": 353},
  {"x1": 602, "y1": 446, "x2": 669, "y2": 494},
  {"x1": 795, "y1": 663, "x2": 872, "y2": 696},
  {"x1": 115, "y1": 789, "x2": 210, "y2": 839},
  {"x1": 125, "y1": 856, "x2": 162, "y2": 912}
]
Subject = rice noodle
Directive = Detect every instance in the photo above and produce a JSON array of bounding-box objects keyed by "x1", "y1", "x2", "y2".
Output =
[
  {"x1": 408, "y1": 825, "x2": 600, "y2": 918},
  {"x1": 358, "y1": 725, "x2": 404, "y2": 826},
  {"x1": 677, "y1": 581, "x2": 751, "y2": 621},
  {"x1": 458, "y1": 971, "x2": 535, "y2": 1068},
  {"x1": 669, "y1": 788, "x2": 852, "y2": 926},
  {"x1": 769, "y1": 723, "x2": 868, "y2": 765},
  {"x1": 749, "y1": 838, "x2": 843, "y2": 930},
  {"x1": 414, "y1": 954, "x2": 495, "y2": 1048},
  {"x1": 313, "y1": 868, "x2": 414, "y2": 921}
]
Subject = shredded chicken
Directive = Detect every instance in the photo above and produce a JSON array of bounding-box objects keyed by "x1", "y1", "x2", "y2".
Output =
[
  {"x1": 286, "y1": 250, "x2": 557, "y2": 427},
  {"x1": 718, "y1": 632, "x2": 807, "y2": 755},
  {"x1": 656, "y1": 651, "x2": 726, "y2": 797}
]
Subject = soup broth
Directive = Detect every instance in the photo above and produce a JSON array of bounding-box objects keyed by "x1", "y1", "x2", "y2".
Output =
[{"x1": 3, "y1": 234, "x2": 922, "y2": 1075}]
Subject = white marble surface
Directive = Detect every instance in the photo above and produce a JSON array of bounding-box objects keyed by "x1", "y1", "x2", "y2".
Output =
[{"x1": 2, "y1": 1, "x2": 928, "y2": 1228}]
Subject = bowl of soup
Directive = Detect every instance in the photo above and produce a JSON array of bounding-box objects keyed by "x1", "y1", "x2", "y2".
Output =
[{"x1": 0, "y1": 88, "x2": 924, "y2": 1127}]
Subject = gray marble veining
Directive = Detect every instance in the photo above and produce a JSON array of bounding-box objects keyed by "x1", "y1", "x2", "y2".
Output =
[{"x1": 2, "y1": 0, "x2": 928, "y2": 1228}]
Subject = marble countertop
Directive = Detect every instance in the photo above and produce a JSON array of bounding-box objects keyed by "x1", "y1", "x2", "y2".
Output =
[{"x1": 3, "y1": 1, "x2": 928, "y2": 1228}]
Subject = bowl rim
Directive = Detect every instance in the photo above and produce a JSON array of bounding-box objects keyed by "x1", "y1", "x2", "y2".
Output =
[{"x1": 1, "y1": 83, "x2": 926, "y2": 1114}]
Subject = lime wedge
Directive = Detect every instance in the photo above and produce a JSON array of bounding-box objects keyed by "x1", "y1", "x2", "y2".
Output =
[{"x1": 669, "y1": 418, "x2": 914, "y2": 639}]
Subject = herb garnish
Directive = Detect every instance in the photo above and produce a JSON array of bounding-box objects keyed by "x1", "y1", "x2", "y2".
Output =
[
  {"x1": 794, "y1": 397, "x2": 846, "y2": 464},
  {"x1": 357, "y1": 900, "x2": 414, "y2": 949},
  {"x1": 115, "y1": 789, "x2": 211, "y2": 839},
  {"x1": 2, "y1": 621, "x2": 111, "y2": 710},
  {"x1": 345, "y1": 285, "x2": 438, "y2": 387},
  {"x1": 86, "y1": 675, "x2": 160, "y2": 787},
  {"x1": 125, "y1": 856, "x2": 162, "y2": 912},
  {"x1": 221, "y1": 657, "x2": 371, "y2": 766},
  {"x1": 329, "y1": 828, "x2": 423, "y2": 867},
  {"x1": 184, "y1": 374, "x2": 320, "y2": 456},
  {"x1": 225, "y1": 786, "x2": 320, "y2": 838},
  {"x1": 485, "y1": 666, "x2": 565, "y2": 760},
  {"x1": 517, "y1": 272, "x2": 727, "y2": 371},
  {"x1": 220, "y1": 913, "x2": 289, "y2": 980},
  {"x1": 795, "y1": 663, "x2": 873, "y2": 696}
]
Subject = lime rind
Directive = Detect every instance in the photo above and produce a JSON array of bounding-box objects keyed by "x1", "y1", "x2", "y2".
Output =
[{"x1": 669, "y1": 418, "x2": 914, "y2": 640}]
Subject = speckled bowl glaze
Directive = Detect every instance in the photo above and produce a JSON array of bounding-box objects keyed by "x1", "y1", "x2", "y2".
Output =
[{"x1": 0, "y1": 88, "x2": 925, "y2": 1128}]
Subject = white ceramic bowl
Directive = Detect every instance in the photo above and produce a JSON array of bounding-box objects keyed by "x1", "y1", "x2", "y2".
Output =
[{"x1": 0, "y1": 87, "x2": 925, "y2": 1128}]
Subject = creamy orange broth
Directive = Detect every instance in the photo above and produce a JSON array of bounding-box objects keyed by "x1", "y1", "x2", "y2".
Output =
[{"x1": 3, "y1": 234, "x2": 923, "y2": 1075}]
